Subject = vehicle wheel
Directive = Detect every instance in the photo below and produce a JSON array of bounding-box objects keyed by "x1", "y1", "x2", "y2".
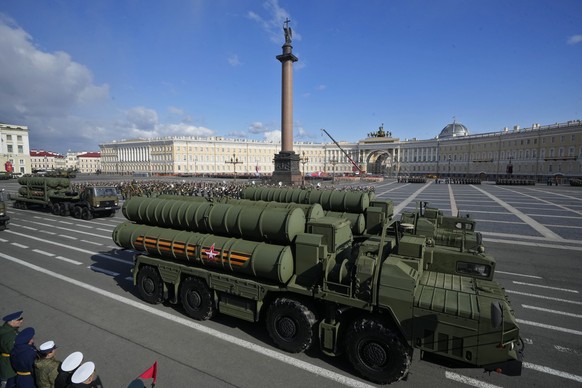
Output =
[
  {"x1": 345, "y1": 318, "x2": 411, "y2": 384},
  {"x1": 81, "y1": 208, "x2": 93, "y2": 220},
  {"x1": 72, "y1": 207, "x2": 82, "y2": 219},
  {"x1": 108, "y1": 210, "x2": 116, "y2": 217},
  {"x1": 180, "y1": 277, "x2": 215, "y2": 320},
  {"x1": 59, "y1": 203, "x2": 68, "y2": 216},
  {"x1": 137, "y1": 266, "x2": 164, "y2": 304},
  {"x1": 0, "y1": 223, "x2": 6, "y2": 231},
  {"x1": 266, "y1": 298, "x2": 316, "y2": 353},
  {"x1": 51, "y1": 203, "x2": 60, "y2": 215}
]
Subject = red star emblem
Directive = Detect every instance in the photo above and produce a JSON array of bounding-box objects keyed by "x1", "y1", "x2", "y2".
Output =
[{"x1": 204, "y1": 243, "x2": 219, "y2": 262}]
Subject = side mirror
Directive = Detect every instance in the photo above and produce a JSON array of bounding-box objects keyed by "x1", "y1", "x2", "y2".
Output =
[{"x1": 491, "y1": 301, "x2": 504, "y2": 329}]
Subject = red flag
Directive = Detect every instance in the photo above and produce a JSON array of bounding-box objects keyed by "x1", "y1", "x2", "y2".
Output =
[{"x1": 139, "y1": 362, "x2": 157, "y2": 384}]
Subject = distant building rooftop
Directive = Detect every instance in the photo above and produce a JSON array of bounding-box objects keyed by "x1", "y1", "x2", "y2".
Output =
[{"x1": 438, "y1": 121, "x2": 469, "y2": 138}]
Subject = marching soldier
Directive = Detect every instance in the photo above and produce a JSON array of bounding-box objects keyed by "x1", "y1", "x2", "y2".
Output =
[
  {"x1": 34, "y1": 341, "x2": 59, "y2": 388},
  {"x1": 9, "y1": 327, "x2": 37, "y2": 388},
  {"x1": 1, "y1": 311, "x2": 24, "y2": 388}
]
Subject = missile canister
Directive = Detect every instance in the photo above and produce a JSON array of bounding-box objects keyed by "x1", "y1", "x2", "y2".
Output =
[
  {"x1": 157, "y1": 195, "x2": 324, "y2": 223},
  {"x1": 113, "y1": 222, "x2": 294, "y2": 283},
  {"x1": 18, "y1": 176, "x2": 70, "y2": 189},
  {"x1": 241, "y1": 186, "x2": 370, "y2": 213},
  {"x1": 122, "y1": 196, "x2": 306, "y2": 245},
  {"x1": 222, "y1": 198, "x2": 324, "y2": 222}
]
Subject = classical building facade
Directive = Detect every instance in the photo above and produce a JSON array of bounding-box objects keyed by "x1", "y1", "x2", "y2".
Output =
[
  {"x1": 98, "y1": 120, "x2": 582, "y2": 181},
  {"x1": 77, "y1": 152, "x2": 101, "y2": 173},
  {"x1": 98, "y1": 136, "x2": 358, "y2": 178},
  {"x1": 30, "y1": 150, "x2": 66, "y2": 171},
  {"x1": 1, "y1": 123, "x2": 31, "y2": 175}
]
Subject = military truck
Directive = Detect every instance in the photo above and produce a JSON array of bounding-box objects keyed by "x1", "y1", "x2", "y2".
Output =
[
  {"x1": 399, "y1": 201, "x2": 486, "y2": 252},
  {"x1": 0, "y1": 189, "x2": 10, "y2": 230},
  {"x1": 114, "y1": 196, "x2": 523, "y2": 384},
  {"x1": 11, "y1": 176, "x2": 119, "y2": 219}
]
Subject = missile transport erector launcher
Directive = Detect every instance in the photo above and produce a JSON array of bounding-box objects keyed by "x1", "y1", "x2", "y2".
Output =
[
  {"x1": 114, "y1": 188, "x2": 523, "y2": 384},
  {"x1": 11, "y1": 176, "x2": 120, "y2": 219}
]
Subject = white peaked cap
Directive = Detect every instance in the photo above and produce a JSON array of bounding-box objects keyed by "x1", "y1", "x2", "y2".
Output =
[
  {"x1": 71, "y1": 361, "x2": 95, "y2": 384},
  {"x1": 61, "y1": 351, "x2": 84, "y2": 372},
  {"x1": 39, "y1": 340, "x2": 56, "y2": 352}
]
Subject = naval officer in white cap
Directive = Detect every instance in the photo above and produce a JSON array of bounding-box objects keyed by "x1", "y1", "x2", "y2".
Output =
[
  {"x1": 69, "y1": 361, "x2": 99, "y2": 387},
  {"x1": 54, "y1": 351, "x2": 82, "y2": 388}
]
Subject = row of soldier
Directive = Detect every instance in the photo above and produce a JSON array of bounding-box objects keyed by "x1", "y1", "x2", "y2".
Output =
[
  {"x1": 0, "y1": 310, "x2": 101, "y2": 388},
  {"x1": 70, "y1": 179, "x2": 376, "y2": 200}
]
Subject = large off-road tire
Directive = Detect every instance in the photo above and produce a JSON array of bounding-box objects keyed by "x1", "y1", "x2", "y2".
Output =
[
  {"x1": 72, "y1": 206, "x2": 82, "y2": 219},
  {"x1": 81, "y1": 207, "x2": 93, "y2": 220},
  {"x1": 180, "y1": 277, "x2": 216, "y2": 320},
  {"x1": 51, "y1": 203, "x2": 60, "y2": 215},
  {"x1": 345, "y1": 318, "x2": 411, "y2": 384},
  {"x1": 266, "y1": 298, "x2": 316, "y2": 353},
  {"x1": 137, "y1": 266, "x2": 164, "y2": 304}
]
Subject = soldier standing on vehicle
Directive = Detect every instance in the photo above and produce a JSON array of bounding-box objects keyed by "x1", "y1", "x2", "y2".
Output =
[
  {"x1": 0, "y1": 311, "x2": 24, "y2": 388},
  {"x1": 34, "y1": 341, "x2": 59, "y2": 388},
  {"x1": 9, "y1": 327, "x2": 37, "y2": 388}
]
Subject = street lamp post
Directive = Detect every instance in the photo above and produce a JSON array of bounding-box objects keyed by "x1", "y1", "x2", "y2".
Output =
[
  {"x1": 300, "y1": 151, "x2": 309, "y2": 187},
  {"x1": 226, "y1": 153, "x2": 242, "y2": 183}
]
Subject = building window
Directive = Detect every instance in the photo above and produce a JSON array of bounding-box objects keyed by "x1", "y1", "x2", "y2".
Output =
[
  {"x1": 18, "y1": 145, "x2": 23, "y2": 153},
  {"x1": 7, "y1": 145, "x2": 12, "y2": 153}
]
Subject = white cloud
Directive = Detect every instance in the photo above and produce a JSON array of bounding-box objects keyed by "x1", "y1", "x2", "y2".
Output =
[
  {"x1": 263, "y1": 130, "x2": 281, "y2": 142},
  {"x1": 228, "y1": 54, "x2": 242, "y2": 66},
  {"x1": 248, "y1": 121, "x2": 268, "y2": 134},
  {"x1": 0, "y1": 16, "x2": 110, "y2": 151},
  {"x1": 567, "y1": 34, "x2": 582, "y2": 45},
  {"x1": 120, "y1": 106, "x2": 214, "y2": 139},
  {"x1": 248, "y1": 0, "x2": 300, "y2": 44},
  {"x1": 0, "y1": 17, "x2": 109, "y2": 117}
]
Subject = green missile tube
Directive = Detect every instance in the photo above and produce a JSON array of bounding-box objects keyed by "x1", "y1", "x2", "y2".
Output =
[
  {"x1": 157, "y1": 195, "x2": 324, "y2": 222},
  {"x1": 18, "y1": 176, "x2": 70, "y2": 189},
  {"x1": 241, "y1": 187, "x2": 370, "y2": 213},
  {"x1": 113, "y1": 222, "x2": 294, "y2": 284},
  {"x1": 122, "y1": 196, "x2": 306, "y2": 245}
]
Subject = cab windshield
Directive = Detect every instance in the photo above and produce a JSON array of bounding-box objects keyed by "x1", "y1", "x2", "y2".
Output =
[{"x1": 94, "y1": 187, "x2": 117, "y2": 196}]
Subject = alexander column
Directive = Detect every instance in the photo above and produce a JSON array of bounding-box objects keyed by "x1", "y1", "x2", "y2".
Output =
[{"x1": 272, "y1": 18, "x2": 301, "y2": 186}]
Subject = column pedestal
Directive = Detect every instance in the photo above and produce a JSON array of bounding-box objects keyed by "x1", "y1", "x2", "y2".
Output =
[{"x1": 272, "y1": 151, "x2": 302, "y2": 186}]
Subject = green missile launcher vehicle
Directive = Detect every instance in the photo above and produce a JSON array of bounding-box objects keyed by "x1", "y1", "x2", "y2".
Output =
[
  {"x1": 11, "y1": 176, "x2": 119, "y2": 219},
  {"x1": 114, "y1": 195, "x2": 523, "y2": 384}
]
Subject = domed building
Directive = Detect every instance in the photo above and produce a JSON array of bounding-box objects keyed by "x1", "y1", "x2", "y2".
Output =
[{"x1": 438, "y1": 121, "x2": 470, "y2": 138}]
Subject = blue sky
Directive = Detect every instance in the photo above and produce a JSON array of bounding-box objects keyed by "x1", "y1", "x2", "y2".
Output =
[{"x1": 1, "y1": 0, "x2": 581, "y2": 154}]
